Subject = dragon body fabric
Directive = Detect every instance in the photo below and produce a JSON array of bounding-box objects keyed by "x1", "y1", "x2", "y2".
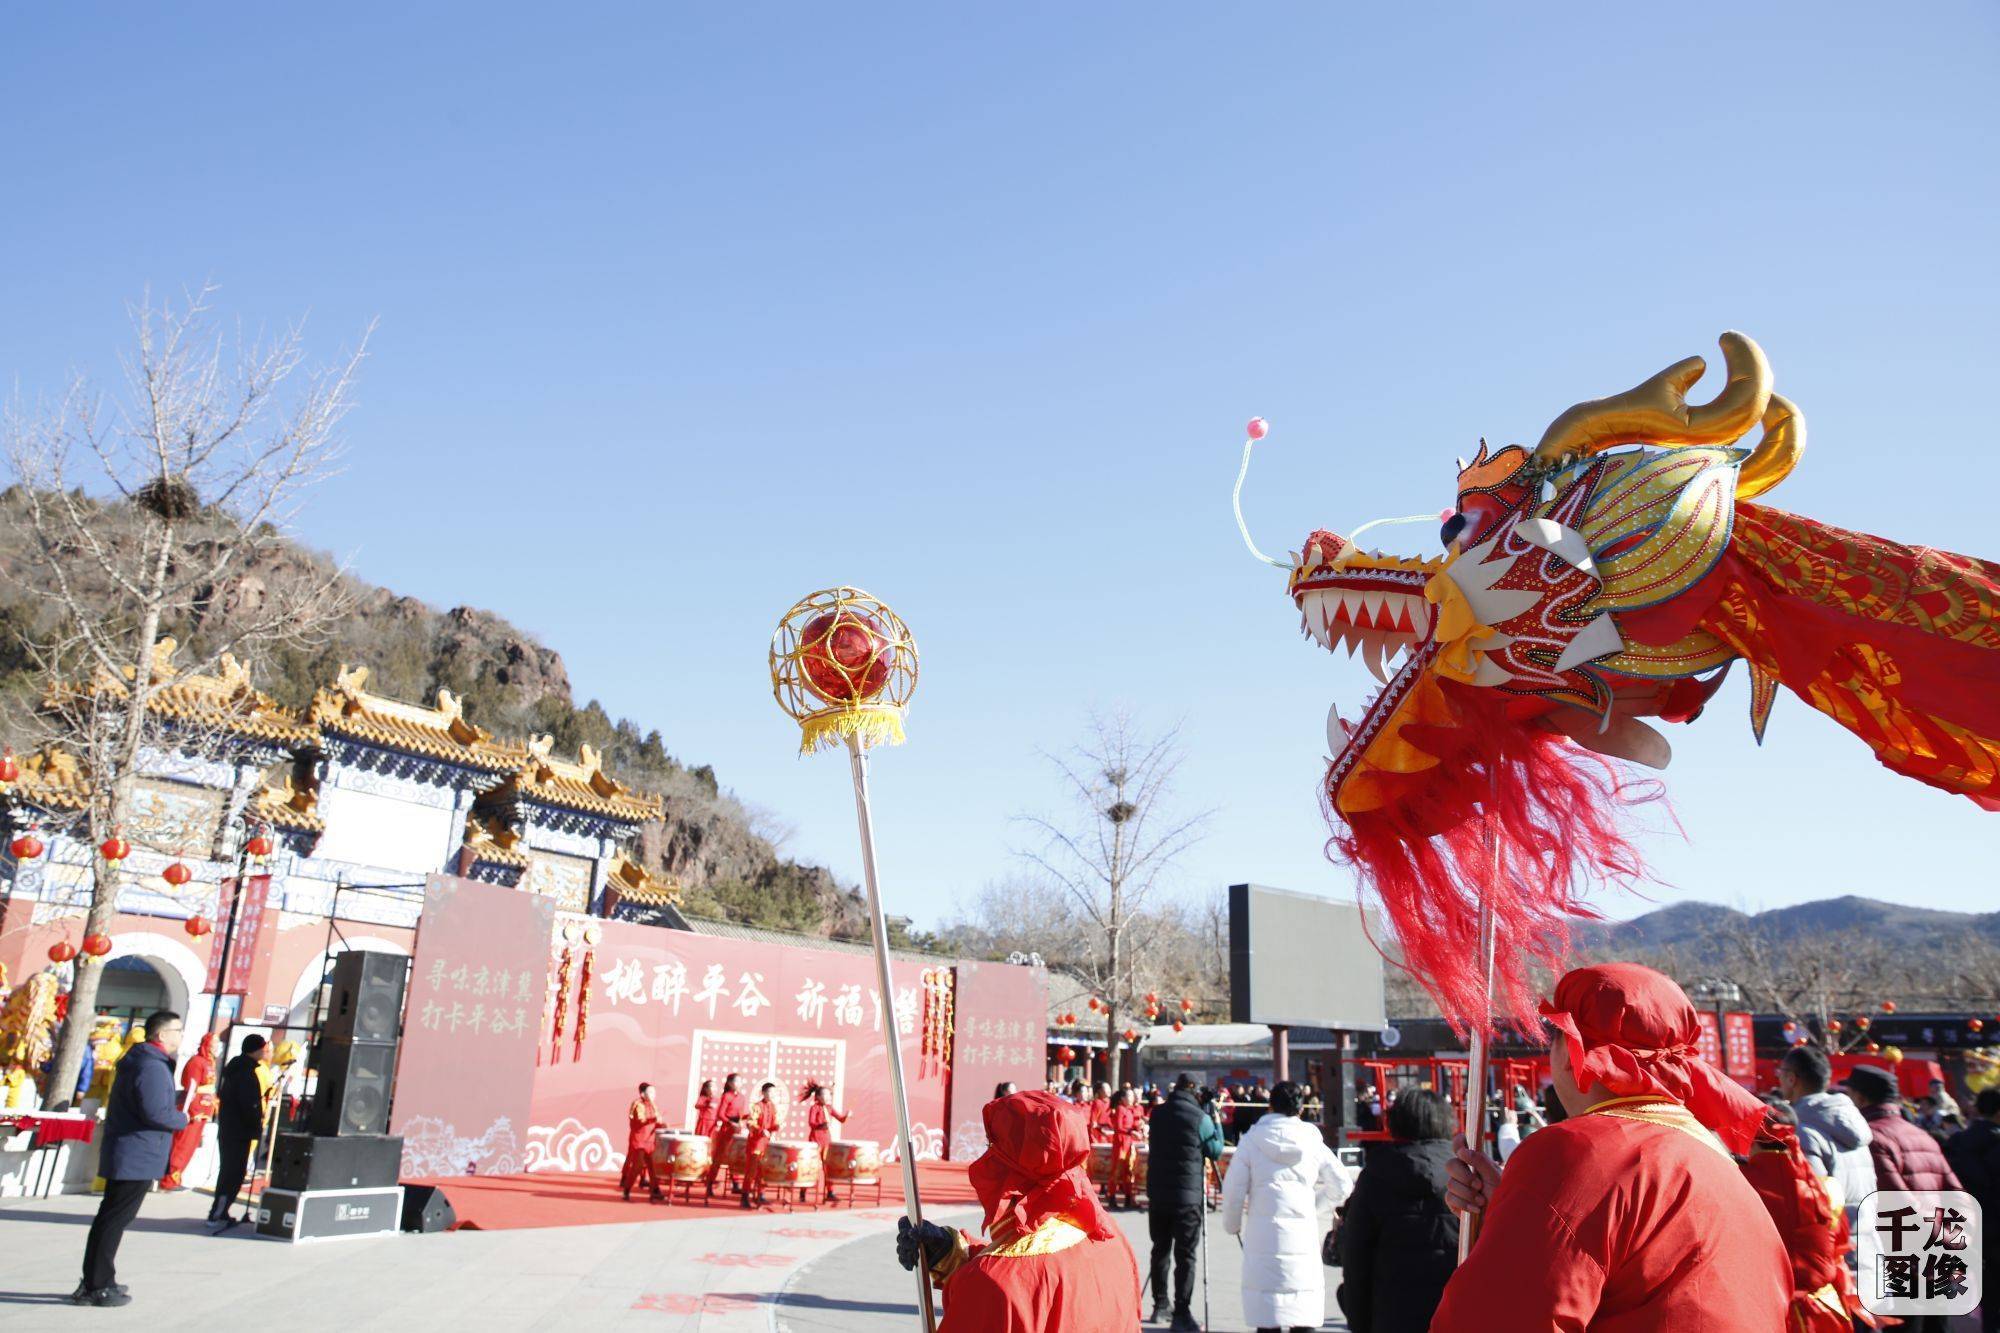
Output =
[{"x1": 1257, "y1": 333, "x2": 2000, "y2": 1035}]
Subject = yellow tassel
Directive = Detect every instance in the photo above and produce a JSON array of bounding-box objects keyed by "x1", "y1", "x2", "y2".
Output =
[{"x1": 798, "y1": 706, "x2": 907, "y2": 756}]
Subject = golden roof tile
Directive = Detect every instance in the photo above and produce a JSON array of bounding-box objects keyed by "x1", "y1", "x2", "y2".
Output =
[
  {"x1": 250, "y1": 771, "x2": 323, "y2": 834},
  {"x1": 60, "y1": 641, "x2": 315, "y2": 746},
  {"x1": 308, "y1": 665, "x2": 522, "y2": 772},
  {"x1": 608, "y1": 853, "x2": 682, "y2": 907},
  {"x1": 461, "y1": 814, "x2": 531, "y2": 869},
  {"x1": 6, "y1": 748, "x2": 91, "y2": 811},
  {"x1": 488, "y1": 736, "x2": 663, "y2": 823}
]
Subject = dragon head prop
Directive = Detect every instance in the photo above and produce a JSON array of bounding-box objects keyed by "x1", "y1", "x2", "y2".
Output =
[{"x1": 1240, "y1": 333, "x2": 2000, "y2": 1033}]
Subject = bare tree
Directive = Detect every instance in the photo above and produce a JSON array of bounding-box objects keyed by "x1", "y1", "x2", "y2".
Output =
[
  {"x1": 1015, "y1": 711, "x2": 1209, "y2": 1083},
  {"x1": 4, "y1": 287, "x2": 366, "y2": 1106}
]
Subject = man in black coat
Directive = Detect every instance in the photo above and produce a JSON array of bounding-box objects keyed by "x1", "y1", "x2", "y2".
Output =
[
  {"x1": 1945, "y1": 1089, "x2": 2000, "y2": 1333},
  {"x1": 1146, "y1": 1074, "x2": 1223, "y2": 1331},
  {"x1": 208, "y1": 1033, "x2": 268, "y2": 1233},
  {"x1": 75, "y1": 1010, "x2": 188, "y2": 1308}
]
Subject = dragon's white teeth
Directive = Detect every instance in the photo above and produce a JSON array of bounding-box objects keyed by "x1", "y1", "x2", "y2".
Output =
[
  {"x1": 1364, "y1": 634, "x2": 1392, "y2": 683},
  {"x1": 1327, "y1": 703, "x2": 1350, "y2": 753},
  {"x1": 1360, "y1": 590, "x2": 1386, "y2": 626}
]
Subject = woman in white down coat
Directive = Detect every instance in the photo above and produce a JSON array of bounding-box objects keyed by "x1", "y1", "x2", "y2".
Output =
[{"x1": 1221, "y1": 1081, "x2": 1350, "y2": 1332}]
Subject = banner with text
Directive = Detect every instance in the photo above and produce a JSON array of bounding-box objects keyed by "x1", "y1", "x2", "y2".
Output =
[
  {"x1": 942, "y1": 960, "x2": 1050, "y2": 1160},
  {"x1": 390, "y1": 875, "x2": 556, "y2": 1177},
  {"x1": 522, "y1": 918, "x2": 990, "y2": 1173}
]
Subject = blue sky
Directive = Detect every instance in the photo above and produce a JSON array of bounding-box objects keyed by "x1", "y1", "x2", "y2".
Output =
[{"x1": 4, "y1": 6, "x2": 1995, "y2": 928}]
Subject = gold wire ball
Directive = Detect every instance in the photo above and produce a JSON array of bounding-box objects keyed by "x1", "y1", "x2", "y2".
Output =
[{"x1": 769, "y1": 587, "x2": 919, "y2": 755}]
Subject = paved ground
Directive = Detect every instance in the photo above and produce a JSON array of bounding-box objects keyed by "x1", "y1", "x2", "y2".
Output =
[
  {"x1": 775, "y1": 1204, "x2": 1349, "y2": 1332},
  {"x1": 0, "y1": 1189, "x2": 1347, "y2": 1330}
]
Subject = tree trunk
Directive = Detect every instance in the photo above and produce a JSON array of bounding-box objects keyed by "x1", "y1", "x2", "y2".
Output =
[{"x1": 43, "y1": 600, "x2": 164, "y2": 1110}]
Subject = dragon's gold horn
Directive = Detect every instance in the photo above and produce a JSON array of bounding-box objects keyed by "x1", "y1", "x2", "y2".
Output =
[
  {"x1": 1736, "y1": 392, "x2": 1806, "y2": 500},
  {"x1": 1533, "y1": 331, "x2": 1773, "y2": 464}
]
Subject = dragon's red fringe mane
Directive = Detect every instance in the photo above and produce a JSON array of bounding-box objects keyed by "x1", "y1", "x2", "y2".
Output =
[{"x1": 1327, "y1": 682, "x2": 1662, "y2": 1038}]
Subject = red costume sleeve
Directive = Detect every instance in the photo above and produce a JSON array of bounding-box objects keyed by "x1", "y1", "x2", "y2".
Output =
[{"x1": 1432, "y1": 1113, "x2": 1789, "y2": 1333}]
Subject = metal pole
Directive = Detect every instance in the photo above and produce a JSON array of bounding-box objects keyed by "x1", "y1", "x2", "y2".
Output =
[
  {"x1": 209, "y1": 822, "x2": 254, "y2": 1029},
  {"x1": 846, "y1": 738, "x2": 938, "y2": 1333},
  {"x1": 1455, "y1": 815, "x2": 1500, "y2": 1263}
]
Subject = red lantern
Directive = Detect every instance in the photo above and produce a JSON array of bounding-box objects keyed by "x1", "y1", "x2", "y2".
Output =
[
  {"x1": 162, "y1": 860, "x2": 192, "y2": 887},
  {"x1": 1086, "y1": 997, "x2": 1101, "y2": 1012},
  {"x1": 245, "y1": 830, "x2": 274, "y2": 858},
  {"x1": 82, "y1": 933, "x2": 112, "y2": 957},
  {"x1": 183, "y1": 915, "x2": 212, "y2": 938},
  {"x1": 1122, "y1": 1028, "x2": 1138, "y2": 1043},
  {"x1": 1827, "y1": 1019, "x2": 1843, "y2": 1034},
  {"x1": 9, "y1": 832, "x2": 43, "y2": 860},
  {"x1": 48, "y1": 939, "x2": 77, "y2": 963},
  {"x1": 798, "y1": 610, "x2": 892, "y2": 705},
  {"x1": 1970, "y1": 1018, "x2": 1985, "y2": 1033},
  {"x1": 1172, "y1": 1020, "x2": 1184, "y2": 1033},
  {"x1": 99, "y1": 832, "x2": 130, "y2": 863},
  {"x1": 1855, "y1": 1016, "x2": 1871, "y2": 1032},
  {"x1": 1866, "y1": 1041, "x2": 1882, "y2": 1053},
  {"x1": 1057, "y1": 1046, "x2": 1075, "y2": 1065},
  {"x1": 0, "y1": 747, "x2": 18, "y2": 783},
  {"x1": 1145, "y1": 992, "x2": 1158, "y2": 1005},
  {"x1": 1881, "y1": 1000, "x2": 1897, "y2": 1015},
  {"x1": 1180, "y1": 998, "x2": 1194, "y2": 1013}
]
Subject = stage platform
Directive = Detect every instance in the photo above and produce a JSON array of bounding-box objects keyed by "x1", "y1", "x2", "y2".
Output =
[{"x1": 403, "y1": 1159, "x2": 978, "y2": 1232}]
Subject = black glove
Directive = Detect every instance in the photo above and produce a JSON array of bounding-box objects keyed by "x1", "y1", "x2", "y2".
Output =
[{"x1": 896, "y1": 1217, "x2": 954, "y2": 1272}]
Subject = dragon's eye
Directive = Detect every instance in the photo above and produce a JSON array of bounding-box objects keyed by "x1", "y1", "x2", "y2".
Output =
[{"x1": 1440, "y1": 512, "x2": 1469, "y2": 549}]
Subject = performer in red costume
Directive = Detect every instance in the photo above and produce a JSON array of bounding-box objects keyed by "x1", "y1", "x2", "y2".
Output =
[
  {"x1": 1740, "y1": 1104, "x2": 1864, "y2": 1333},
  {"x1": 897, "y1": 1090, "x2": 1142, "y2": 1331},
  {"x1": 1435, "y1": 963, "x2": 1788, "y2": 1332},
  {"x1": 1107, "y1": 1089, "x2": 1141, "y2": 1208},
  {"x1": 159, "y1": 1033, "x2": 218, "y2": 1191},
  {"x1": 1086, "y1": 1082, "x2": 1112, "y2": 1143},
  {"x1": 741, "y1": 1082, "x2": 781, "y2": 1209},
  {"x1": 692, "y1": 1078, "x2": 717, "y2": 1135},
  {"x1": 704, "y1": 1073, "x2": 746, "y2": 1199},
  {"x1": 802, "y1": 1082, "x2": 848, "y2": 1203},
  {"x1": 620, "y1": 1083, "x2": 663, "y2": 1202}
]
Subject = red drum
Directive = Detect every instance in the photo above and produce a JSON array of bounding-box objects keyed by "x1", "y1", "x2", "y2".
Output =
[
  {"x1": 654, "y1": 1133, "x2": 711, "y2": 1183},
  {"x1": 719, "y1": 1134, "x2": 749, "y2": 1174},
  {"x1": 825, "y1": 1140, "x2": 880, "y2": 1182},
  {"x1": 762, "y1": 1138, "x2": 821, "y2": 1188},
  {"x1": 1087, "y1": 1142, "x2": 1115, "y2": 1187}
]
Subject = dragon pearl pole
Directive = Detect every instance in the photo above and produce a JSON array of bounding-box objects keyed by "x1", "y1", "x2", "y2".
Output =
[
  {"x1": 847, "y1": 736, "x2": 938, "y2": 1333},
  {"x1": 1456, "y1": 815, "x2": 1501, "y2": 1263}
]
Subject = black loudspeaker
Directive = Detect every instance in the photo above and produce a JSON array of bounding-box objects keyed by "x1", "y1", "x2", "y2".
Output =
[
  {"x1": 270, "y1": 1131, "x2": 405, "y2": 1191},
  {"x1": 322, "y1": 951, "x2": 407, "y2": 1044},
  {"x1": 306, "y1": 1039, "x2": 398, "y2": 1136},
  {"x1": 400, "y1": 1183, "x2": 458, "y2": 1233}
]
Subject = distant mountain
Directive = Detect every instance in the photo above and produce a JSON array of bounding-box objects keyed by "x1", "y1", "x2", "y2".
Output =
[{"x1": 1579, "y1": 895, "x2": 2000, "y2": 963}]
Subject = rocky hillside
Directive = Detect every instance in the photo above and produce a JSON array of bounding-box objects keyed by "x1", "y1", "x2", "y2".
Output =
[{"x1": 0, "y1": 487, "x2": 869, "y2": 938}]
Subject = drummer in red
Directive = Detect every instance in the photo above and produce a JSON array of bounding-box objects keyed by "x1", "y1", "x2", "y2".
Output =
[
  {"x1": 741, "y1": 1082, "x2": 781, "y2": 1209},
  {"x1": 703, "y1": 1073, "x2": 746, "y2": 1200},
  {"x1": 802, "y1": 1083, "x2": 848, "y2": 1203},
  {"x1": 1106, "y1": 1089, "x2": 1141, "y2": 1208},
  {"x1": 1434, "y1": 963, "x2": 1788, "y2": 1332},
  {"x1": 620, "y1": 1082, "x2": 663, "y2": 1202},
  {"x1": 897, "y1": 1090, "x2": 1142, "y2": 1331},
  {"x1": 693, "y1": 1078, "x2": 718, "y2": 1136}
]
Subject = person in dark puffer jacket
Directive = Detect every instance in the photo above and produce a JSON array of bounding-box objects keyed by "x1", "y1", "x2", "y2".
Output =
[
  {"x1": 1945, "y1": 1089, "x2": 2000, "y2": 1333},
  {"x1": 76, "y1": 1010, "x2": 189, "y2": 1308},
  {"x1": 1337, "y1": 1089, "x2": 1460, "y2": 1333}
]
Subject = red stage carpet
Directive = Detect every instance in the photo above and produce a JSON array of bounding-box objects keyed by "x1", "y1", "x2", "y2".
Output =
[{"x1": 404, "y1": 1160, "x2": 978, "y2": 1232}]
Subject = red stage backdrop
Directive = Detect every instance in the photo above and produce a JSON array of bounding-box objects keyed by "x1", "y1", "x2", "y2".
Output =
[
  {"x1": 521, "y1": 917, "x2": 971, "y2": 1173},
  {"x1": 391, "y1": 875, "x2": 557, "y2": 1177},
  {"x1": 943, "y1": 960, "x2": 1050, "y2": 1159}
]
